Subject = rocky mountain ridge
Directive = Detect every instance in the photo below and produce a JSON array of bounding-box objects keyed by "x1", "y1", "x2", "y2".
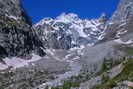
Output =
[
  {"x1": 34, "y1": 13, "x2": 106, "y2": 49},
  {"x1": 103, "y1": 0, "x2": 133, "y2": 42},
  {"x1": 0, "y1": 0, "x2": 133, "y2": 89},
  {"x1": 0, "y1": 0, "x2": 45, "y2": 60}
]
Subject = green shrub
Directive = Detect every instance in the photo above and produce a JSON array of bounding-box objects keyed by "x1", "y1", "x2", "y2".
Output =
[
  {"x1": 92, "y1": 58, "x2": 133, "y2": 89},
  {"x1": 124, "y1": 47, "x2": 133, "y2": 56}
]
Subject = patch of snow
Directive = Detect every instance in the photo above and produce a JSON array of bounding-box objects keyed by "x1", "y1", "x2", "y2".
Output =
[
  {"x1": 118, "y1": 22, "x2": 127, "y2": 27},
  {"x1": 85, "y1": 20, "x2": 99, "y2": 31},
  {"x1": 97, "y1": 25, "x2": 107, "y2": 41},
  {"x1": 34, "y1": 18, "x2": 54, "y2": 27},
  {"x1": 0, "y1": 63, "x2": 8, "y2": 70},
  {"x1": 73, "y1": 56, "x2": 80, "y2": 60},
  {"x1": 114, "y1": 39, "x2": 133, "y2": 44},
  {"x1": 3, "y1": 58, "x2": 29, "y2": 69},
  {"x1": 98, "y1": 33, "x2": 105, "y2": 40},
  {"x1": 123, "y1": 81, "x2": 133, "y2": 87},
  {"x1": 36, "y1": 61, "x2": 81, "y2": 89},
  {"x1": 7, "y1": 15, "x2": 18, "y2": 20},
  {"x1": 69, "y1": 47, "x2": 82, "y2": 52},
  {"x1": 56, "y1": 13, "x2": 80, "y2": 23},
  {"x1": 108, "y1": 64, "x2": 124, "y2": 78},
  {"x1": 45, "y1": 49, "x2": 62, "y2": 61},
  {"x1": 0, "y1": 54, "x2": 41, "y2": 70},
  {"x1": 34, "y1": 13, "x2": 106, "y2": 48},
  {"x1": 108, "y1": 22, "x2": 114, "y2": 25},
  {"x1": 116, "y1": 30, "x2": 127, "y2": 38},
  {"x1": 71, "y1": 40, "x2": 76, "y2": 44},
  {"x1": 70, "y1": 24, "x2": 87, "y2": 38},
  {"x1": 64, "y1": 53, "x2": 74, "y2": 60},
  {"x1": 27, "y1": 53, "x2": 41, "y2": 62},
  {"x1": 90, "y1": 31, "x2": 97, "y2": 35},
  {"x1": 77, "y1": 47, "x2": 84, "y2": 56},
  {"x1": 87, "y1": 43, "x2": 95, "y2": 46},
  {"x1": 57, "y1": 36, "x2": 62, "y2": 40}
]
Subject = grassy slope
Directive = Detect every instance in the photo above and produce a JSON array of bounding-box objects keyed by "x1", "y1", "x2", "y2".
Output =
[{"x1": 92, "y1": 59, "x2": 133, "y2": 89}]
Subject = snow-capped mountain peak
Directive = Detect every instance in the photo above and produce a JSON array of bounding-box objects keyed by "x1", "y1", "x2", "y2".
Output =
[
  {"x1": 34, "y1": 13, "x2": 107, "y2": 49},
  {"x1": 56, "y1": 13, "x2": 80, "y2": 23}
]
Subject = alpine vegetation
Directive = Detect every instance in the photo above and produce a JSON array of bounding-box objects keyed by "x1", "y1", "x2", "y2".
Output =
[{"x1": 0, "y1": 0, "x2": 133, "y2": 89}]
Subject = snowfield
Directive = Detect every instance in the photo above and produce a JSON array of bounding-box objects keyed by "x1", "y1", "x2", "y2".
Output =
[
  {"x1": 0, "y1": 54, "x2": 41, "y2": 70},
  {"x1": 114, "y1": 39, "x2": 133, "y2": 44}
]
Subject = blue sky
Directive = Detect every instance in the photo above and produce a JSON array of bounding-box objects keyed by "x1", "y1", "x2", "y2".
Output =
[{"x1": 22, "y1": 0, "x2": 120, "y2": 23}]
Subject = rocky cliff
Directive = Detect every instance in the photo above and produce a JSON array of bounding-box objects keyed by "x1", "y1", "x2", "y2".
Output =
[
  {"x1": 103, "y1": 0, "x2": 133, "y2": 42},
  {"x1": 34, "y1": 13, "x2": 106, "y2": 49},
  {"x1": 0, "y1": 0, "x2": 45, "y2": 60},
  {"x1": 0, "y1": 0, "x2": 133, "y2": 89}
]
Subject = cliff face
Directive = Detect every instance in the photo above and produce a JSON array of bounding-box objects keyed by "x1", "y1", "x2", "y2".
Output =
[
  {"x1": 111, "y1": 0, "x2": 133, "y2": 22},
  {"x1": 0, "y1": 0, "x2": 31, "y2": 24},
  {"x1": 102, "y1": 0, "x2": 133, "y2": 42},
  {"x1": 0, "y1": 0, "x2": 45, "y2": 59},
  {"x1": 34, "y1": 13, "x2": 106, "y2": 49},
  {"x1": 0, "y1": 0, "x2": 133, "y2": 89}
]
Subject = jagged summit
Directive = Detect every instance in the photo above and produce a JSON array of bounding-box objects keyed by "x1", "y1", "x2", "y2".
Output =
[
  {"x1": 34, "y1": 13, "x2": 83, "y2": 27},
  {"x1": 111, "y1": 0, "x2": 133, "y2": 22},
  {"x1": 0, "y1": 0, "x2": 31, "y2": 24},
  {"x1": 34, "y1": 13, "x2": 107, "y2": 49},
  {"x1": 56, "y1": 13, "x2": 80, "y2": 23},
  {"x1": 0, "y1": 0, "x2": 133, "y2": 89},
  {"x1": 0, "y1": 0, "x2": 44, "y2": 58},
  {"x1": 102, "y1": 0, "x2": 133, "y2": 42}
]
